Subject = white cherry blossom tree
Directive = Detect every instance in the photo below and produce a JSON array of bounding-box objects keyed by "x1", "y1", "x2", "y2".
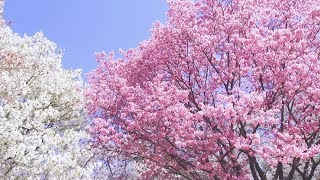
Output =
[{"x1": 0, "y1": 1, "x2": 96, "y2": 179}]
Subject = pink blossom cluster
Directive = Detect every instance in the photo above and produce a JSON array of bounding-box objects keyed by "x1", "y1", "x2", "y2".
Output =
[{"x1": 87, "y1": 0, "x2": 320, "y2": 179}]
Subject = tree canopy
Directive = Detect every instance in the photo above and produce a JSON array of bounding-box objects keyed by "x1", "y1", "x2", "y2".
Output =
[{"x1": 87, "y1": 0, "x2": 320, "y2": 179}]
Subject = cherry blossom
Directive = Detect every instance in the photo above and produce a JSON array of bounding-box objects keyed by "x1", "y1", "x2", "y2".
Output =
[
  {"x1": 0, "y1": 2, "x2": 96, "y2": 179},
  {"x1": 87, "y1": 0, "x2": 320, "y2": 179}
]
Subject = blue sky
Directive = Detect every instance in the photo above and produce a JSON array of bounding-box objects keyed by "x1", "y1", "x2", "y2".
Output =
[{"x1": 4, "y1": 0, "x2": 167, "y2": 77}]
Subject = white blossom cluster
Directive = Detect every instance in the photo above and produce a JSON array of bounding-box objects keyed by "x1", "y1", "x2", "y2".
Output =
[{"x1": 0, "y1": 2, "x2": 97, "y2": 179}]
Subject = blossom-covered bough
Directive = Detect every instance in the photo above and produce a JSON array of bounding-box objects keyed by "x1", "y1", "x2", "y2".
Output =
[
  {"x1": 87, "y1": 0, "x2": 320, "y2": 179},
  {"x1": 0, "y1": 1, "x2": 97, "y2": 179}
]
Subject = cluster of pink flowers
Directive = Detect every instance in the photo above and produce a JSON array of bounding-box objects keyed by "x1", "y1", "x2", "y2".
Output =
[{"x1": 87, "y1": 0, "x2": 320, "y2": 179}]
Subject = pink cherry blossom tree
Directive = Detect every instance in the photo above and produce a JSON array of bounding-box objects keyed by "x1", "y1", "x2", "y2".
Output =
[{"x1": 86, "y1": 0, "x2": 320, "y2": 179}]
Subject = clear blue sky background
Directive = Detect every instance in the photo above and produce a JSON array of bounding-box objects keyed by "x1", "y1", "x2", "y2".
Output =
[{"x1": 4, "y1": 0, "x2": 167, "y2": 78}]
